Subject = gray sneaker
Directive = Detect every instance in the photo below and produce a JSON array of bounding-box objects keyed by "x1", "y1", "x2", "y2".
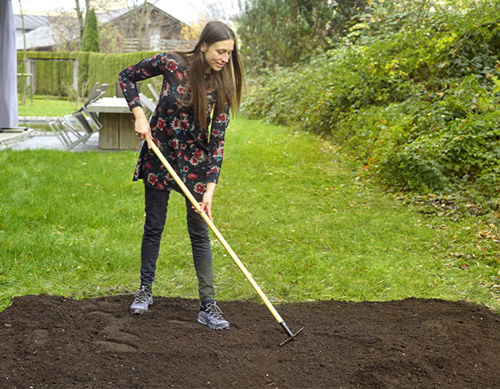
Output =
[
  {"x1": 197, "y1": 301, "x2": 230, "y2": 330},
  {"x1": 130, "y1": 285, "x2": 153, "y2": 315}
]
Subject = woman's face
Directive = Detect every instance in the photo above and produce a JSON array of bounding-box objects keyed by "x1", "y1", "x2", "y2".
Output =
[{"x1": 202, "y1": 39, "x2": 235, "y2": 73}]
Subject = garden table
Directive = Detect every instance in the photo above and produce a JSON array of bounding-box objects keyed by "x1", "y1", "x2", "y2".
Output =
[{"x1": 86, "y1": 97, "x2": 140, "y2": 150}]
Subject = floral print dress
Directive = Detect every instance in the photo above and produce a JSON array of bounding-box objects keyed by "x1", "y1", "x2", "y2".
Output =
[{"x1": 118, "y1": 52, "x2": 230, "y2": 200}]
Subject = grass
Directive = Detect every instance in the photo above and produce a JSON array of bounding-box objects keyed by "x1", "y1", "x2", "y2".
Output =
[
  {"x1": 17, "y1": 95, "x2": 78, "y2": 117},
  {"x1": 1, "y1": 117, "x2": 499, "y2": 312}
]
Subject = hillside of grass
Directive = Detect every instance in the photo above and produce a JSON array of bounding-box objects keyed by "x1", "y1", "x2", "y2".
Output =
[{"x1": 1, "y1": 118, "x2": 498, "y2": 312}]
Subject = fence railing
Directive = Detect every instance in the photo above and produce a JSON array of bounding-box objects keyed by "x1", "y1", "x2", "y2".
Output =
[{"x1": 122, "y1": 38, "x2": 196, "y2": 52}]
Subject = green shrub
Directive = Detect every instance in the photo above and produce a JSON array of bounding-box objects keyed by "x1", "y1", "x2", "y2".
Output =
[
  {"x1": 17, "y1": 52, "x2": 78, "y2": 97},
  {"x1": 86, "y1": 51, "x2": 162, "y2": 96},
  {"x1": 16, "y1": 51, "x2": 160, "y2": 97},
  {"x1": 81, "y1": 8, "x2": 100, "y2": 53},
  {"x1": 375, "y1": 75, "x2": 500, "y2": 194},
  {"x1": 241, "y1": 2, "x2": 500, "y2": 205}
]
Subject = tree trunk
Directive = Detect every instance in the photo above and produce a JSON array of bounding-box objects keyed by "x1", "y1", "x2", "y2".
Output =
[
  {"x1": 18, "y1": 0, "x2": 29, "y2": 105},
  {"x1": 75, "y1": 0, "x2": 84, "y2": 48}
]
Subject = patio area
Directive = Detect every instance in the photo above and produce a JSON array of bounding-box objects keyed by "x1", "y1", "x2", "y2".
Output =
[{"x1": 0, "y1": 126, "x2": 100, "y2": 152}]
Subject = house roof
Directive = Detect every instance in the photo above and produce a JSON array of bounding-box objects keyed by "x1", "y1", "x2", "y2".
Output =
[
  {"x1": 98, "y1": 6, "x2": 130, "y2": 24},
  {"x1": 14, "y1": 14, "x2": 52, "y2": 31},
  {"x1": 15, "y1": 2, "x2": 185, "y2": 51},
  {"x1": 17, "y1": 24, "x2": 60, "y2": 51},
  {"x1": 100, "y1": 3, "x2": 184, "y2": 26}
]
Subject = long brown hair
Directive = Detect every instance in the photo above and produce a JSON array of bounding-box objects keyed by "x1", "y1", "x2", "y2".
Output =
[{"x1": 178, "y1": 21, "x2": 243, "y2": 130}]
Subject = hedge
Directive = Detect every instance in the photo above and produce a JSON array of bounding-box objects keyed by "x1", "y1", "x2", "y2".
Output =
[
  {"x1": 17, "y1": 51, "x2": 161, "y2": 97},
  {"x1": 85, "y1": 51, "x2": 161, "y2": 96}
]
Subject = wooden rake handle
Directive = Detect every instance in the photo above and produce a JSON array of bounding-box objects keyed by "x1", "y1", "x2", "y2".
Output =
[{"x1": 149, "y1": 142, "x2": 285, "y2": 325}]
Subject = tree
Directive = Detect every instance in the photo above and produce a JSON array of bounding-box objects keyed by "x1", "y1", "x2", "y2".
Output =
[
  {"x1": 180, "y1": 2, "x2": 238, "y2": 50},
  {"x1": 111, "y1": 0, "x2": 185, "y2": 52},
  {"x1": 128, "y1": 0, "x2": 153, "y2": 51},
  {"x1": 50, "y1": 10, "x2": 81, "y2": 51},
  {"x1": 81, "y1": 8, "x2": 100, "y2": 52},
  {"x1": 203, "y1": 0, "x2": 238, "y2": 24},
  {"x1": 237, "y1": 0, "x2": 367, "y2": 72},
  {"x1": 75, "y1": 0, "x2": 126, "y2": 49},
  {"x1": 181, "y1": 14, "x2": 209, "y2": 42},
  {"x1": 74, "y1": 0, "x2": 89, "y2": 47},
  {"x1": 18, "y1": 0, "x2": 30, "y2": 105}
]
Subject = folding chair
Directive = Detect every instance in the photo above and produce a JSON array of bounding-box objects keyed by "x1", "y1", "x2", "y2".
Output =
[
  {"x1": 87, "y1": 82, "x2": 107, "y2": 103},
  {"x1": 50, "y1": 108, "x2": 103, "y2": 150},
  {"x1": 50, "y1": 83, "x2": 108, "y2": 150},
  {"x1": 139, "y1": 92, "x2": 157, "y2": 120},
  {"x1": 147, "y1": 83, "x2": 160, "y2": 102}
]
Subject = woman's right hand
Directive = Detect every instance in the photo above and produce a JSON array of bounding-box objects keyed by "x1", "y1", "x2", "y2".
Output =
[{"x1": 132, "y1": 106, "x2": 153, "y2": 149}]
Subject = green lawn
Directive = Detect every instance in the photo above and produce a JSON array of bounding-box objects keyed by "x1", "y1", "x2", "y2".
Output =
[
  {"x1": 1, "y1": 117, "x2": 499, "y2": 311},
  {"x1": 17, "y1": 95, "x2": 78, "y2": 117}
]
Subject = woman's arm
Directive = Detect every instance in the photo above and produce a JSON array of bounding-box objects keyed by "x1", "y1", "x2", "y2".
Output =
[
  {"x1": 199, "y1": 182, "x2": 216, "y2": 221},
  {"x1": 132, "y1": 106, "x2": 153, "y2": 149},
  {"x1": 207, "y1": 105, "x2": 231, "y2": 184},
  {"x1": 198, "y1": 105, "x2": 231, "y2": 221},
  {"x1": 118, "y1": 52, "x2": 170, "y2": 111}
]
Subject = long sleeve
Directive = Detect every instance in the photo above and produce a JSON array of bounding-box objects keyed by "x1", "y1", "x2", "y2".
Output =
[
  {"x1": 118, "y1": 52, "x2": 170, "y2": 110},
  {"x1": 125, "y1": 52, "x2": 231, "y2": 198},
  {"x1": 207, "y1": 105, "x2": 230, "y2": 183}
]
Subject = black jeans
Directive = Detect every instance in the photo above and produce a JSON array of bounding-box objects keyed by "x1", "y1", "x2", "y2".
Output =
[{"x1": 140, "y1": 185, "x2": 215, "y2": 301}]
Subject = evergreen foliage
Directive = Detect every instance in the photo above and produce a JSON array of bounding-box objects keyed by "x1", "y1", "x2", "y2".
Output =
[
  {"x1": 16, "y1": 51, "x2": 159, "y2": 97},
  {"x1": 81, "y1": 8, "x2": 100, "y2": 53},
  {"x1": 241, "y1": 0, "x2": 500, "y2": 207}
]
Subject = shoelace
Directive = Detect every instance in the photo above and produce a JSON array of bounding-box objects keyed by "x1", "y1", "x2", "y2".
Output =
[
  {"x1": 134, "y1": 287, "x2": 150, "y2": 303},
  {"x1": 204, "y1": 303, "x2": 224, "y2": 319}
]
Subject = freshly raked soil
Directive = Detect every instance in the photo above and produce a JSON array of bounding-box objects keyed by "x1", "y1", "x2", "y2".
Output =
[{"x1": 1, "y1": 295, "x2": 500, "y2": 388}]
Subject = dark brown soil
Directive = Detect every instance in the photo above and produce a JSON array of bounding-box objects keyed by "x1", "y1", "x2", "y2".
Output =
[{"x1": 1, "y1": 295, "x2": 499, "y2": 388}]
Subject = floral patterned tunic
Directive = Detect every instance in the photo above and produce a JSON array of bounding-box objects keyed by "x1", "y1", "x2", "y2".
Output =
[{"x1": 118, "y1": 52, "x2": 230, "y2": 200}]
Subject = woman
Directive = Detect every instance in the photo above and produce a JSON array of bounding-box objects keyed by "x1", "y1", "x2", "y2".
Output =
[{"x1": 118, "y1": 21, "x2": 243, "y2": 330}]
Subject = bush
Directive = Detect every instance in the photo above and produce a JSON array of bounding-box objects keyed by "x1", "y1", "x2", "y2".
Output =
[
  {"x1": 17, "y1": 52, "x2": 78, "y2": 97},
  {"x1": 17, "y1": 51, "x2": 160, "y2": 97},
  {"x1": 241, "y1": 1, "x2": 500, "y2": 204},
  {"x1": 81, "y1": 9, "x2": 100, "y2": 53}
]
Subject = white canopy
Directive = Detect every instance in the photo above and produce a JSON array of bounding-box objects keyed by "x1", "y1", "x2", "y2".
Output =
[{"x1": 0, "y1": 0, "x2": 18, "y2": 129}]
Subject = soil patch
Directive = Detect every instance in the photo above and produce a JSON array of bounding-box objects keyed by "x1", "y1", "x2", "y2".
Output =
[{"x1": 1, "y1": 295, "x2": 499, "y2": 388}]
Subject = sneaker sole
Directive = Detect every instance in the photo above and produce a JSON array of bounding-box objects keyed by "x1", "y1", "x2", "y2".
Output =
[
  {"x1": 130, "y1": 308, "x2": 147, "y2": 315},
  {"x1": 130, "y1": 298, "x2": 153, "y2": 315},
  {"x1": 197, "y1": 316, "x2": 230, "y2": 330}
]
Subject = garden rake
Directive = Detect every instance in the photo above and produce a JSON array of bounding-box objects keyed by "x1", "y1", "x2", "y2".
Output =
[{"x1": 150, "y1": 141, "x2": 303, "y2": 346}]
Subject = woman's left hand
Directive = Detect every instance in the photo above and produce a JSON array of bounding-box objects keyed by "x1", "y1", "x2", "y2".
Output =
[{"x1": 197, "y1": 182, "x2": 216, "y2": 222}]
